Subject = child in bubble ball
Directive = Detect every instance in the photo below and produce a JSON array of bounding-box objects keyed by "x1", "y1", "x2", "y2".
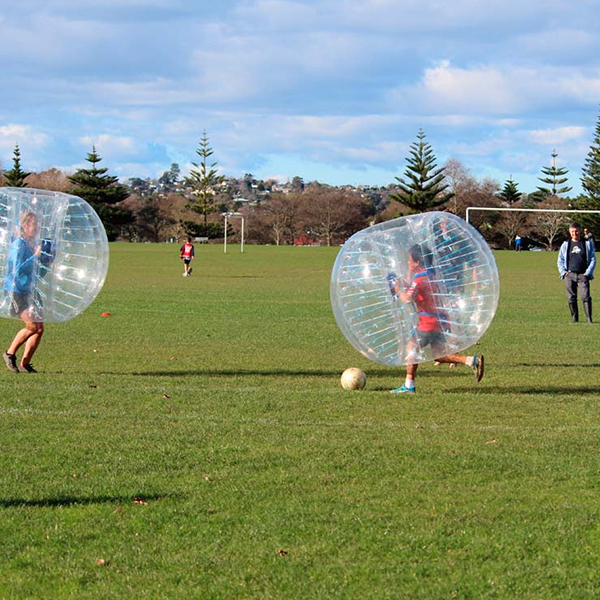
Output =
[
  {"x1": 388, "y1": 244, "x2": 484, "y2": 393},
  {"x1": 3, "y1": 211, "x2": 43, "y2": 373}
]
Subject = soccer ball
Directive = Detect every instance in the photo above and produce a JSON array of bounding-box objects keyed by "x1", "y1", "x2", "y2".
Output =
[{"x1": 340, "y1": 367, "x2": 367, "y2": 390}]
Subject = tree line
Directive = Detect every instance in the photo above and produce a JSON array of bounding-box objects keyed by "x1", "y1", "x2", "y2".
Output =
[{"x1": 4, "y1": 109, "x2": 600, "y2": 249}]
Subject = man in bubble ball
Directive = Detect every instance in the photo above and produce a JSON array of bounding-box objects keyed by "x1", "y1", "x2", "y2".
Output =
[
  {"x1": 389, "y1": 244, "x2": 484, "y2": 393},
  {"x1": 2, "y1": 211, "x2": 44, "y2": 373},
  {"x1": 180, "y1": 236, "x2": 195, "y2": 277}
]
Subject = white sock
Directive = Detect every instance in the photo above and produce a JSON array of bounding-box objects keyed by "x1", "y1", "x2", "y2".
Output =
[
  {"x1": 405, "y1": 377, "x2": 415, "y2": 388},
  {"x1": 465, "y1": 356, "x2": 474, "y2": 367}
]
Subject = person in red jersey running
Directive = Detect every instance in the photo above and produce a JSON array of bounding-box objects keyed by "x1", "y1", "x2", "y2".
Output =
[{"x1": 180, "y1": 236, "x2": 195, "y2": 277}]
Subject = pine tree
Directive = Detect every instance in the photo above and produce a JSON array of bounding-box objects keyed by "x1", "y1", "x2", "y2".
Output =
[
  {"x1": 68, "y1": 146, "x2": 132, "y2": 240},
  {"x1": 390, "y1": 129, "x2": 453, "y2": 213},
  {"x1": 4, "y1": 144, "x2": 30, "y2": 187},
  {"x1": 185, "y1": 132, "x2": 225, "y2": 231},
  {"x1": 498, "y1": 177, "x2": 521, "y2": 204},
  {"x1": 581, "y1": 108, "x2": 600, "y2": 203},
  {"x1": 573, "y1": 107, "x2": 600, "y2": 234},
  {"x1": 536, "y1": 150, "x2": 572, "y2": 197}
]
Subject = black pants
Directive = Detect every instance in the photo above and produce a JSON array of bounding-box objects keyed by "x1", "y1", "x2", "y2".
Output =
[{"x1": 565, "y1": 272, "x2": 590, "y2": 303}]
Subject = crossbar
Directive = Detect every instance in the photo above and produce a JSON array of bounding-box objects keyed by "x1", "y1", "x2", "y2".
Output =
[{"x1": 466, "y1": 206, "x2": 600, "y2": 225}]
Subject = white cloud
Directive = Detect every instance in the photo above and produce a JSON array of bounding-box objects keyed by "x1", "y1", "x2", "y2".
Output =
[
  {"x1": 88, "y1": 79, "x2": 200, "y2": 107},
  {"x1": 79, "y1": 134, "x2": 136, "y2": 156},
  {"x1": 0, "y1": 124, "x2": 50, "y2": 153},
  {"x1": 389, "y1": 60, "x2": 600, "y2": 115},
  {"x1": 529, "y1": 126, "x2": 588, "y2": 145}
]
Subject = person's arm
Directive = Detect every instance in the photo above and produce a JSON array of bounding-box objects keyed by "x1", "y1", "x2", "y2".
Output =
[
  {"x1": 399, "y1": 279, "x2": 416, "y2": 303},
  {"x1": 585, "y1": 241, "x2": 596, "y2": 279},
  {"x1": 190, "y1": 245, "x2": 194, "y2": 259},
  {"x1": 557, "y1": 243, "x2": 568, "y2": 278}
]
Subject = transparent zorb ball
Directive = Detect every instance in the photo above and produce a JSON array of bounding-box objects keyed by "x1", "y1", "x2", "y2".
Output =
[
  {"x1": 0, "y1": 188, "x2": 109, "y2": 323},
  {"x1": 330, "y1": 212, "x2": 499, "y2": 366}
]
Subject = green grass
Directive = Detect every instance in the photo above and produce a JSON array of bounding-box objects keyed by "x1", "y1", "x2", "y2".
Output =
[{"x1": 1, "y1": 244, "x2": 600, "y2": 599}]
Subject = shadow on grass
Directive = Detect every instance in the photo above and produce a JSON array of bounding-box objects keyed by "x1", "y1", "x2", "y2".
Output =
[
  {"x1": 516, "y1": 363, "x2": 600, "y2": 368},
  {"x1": 100, "y1": 368, "x2": 386, "y2": 378},
  {"x1": 98, "y1": 366, "x2": 473, "y2": 380},
  {"x1": 452, "y1": 385, "x2": 600, "y2": 395},
  {"x1": 107, "y1": 367, "x2": 463, "y2": 379},
  {"x1": 0, "y1": 492, "x2": 179, "y2": 509}
]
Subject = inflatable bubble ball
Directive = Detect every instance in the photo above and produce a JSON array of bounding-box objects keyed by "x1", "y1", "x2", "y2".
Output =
[
  {"x1": 330, "y1": 212, "x2": 499, "y2": 366},
  {"x1": 0, "y1": 188, "x2": 109, "y2": 323}
]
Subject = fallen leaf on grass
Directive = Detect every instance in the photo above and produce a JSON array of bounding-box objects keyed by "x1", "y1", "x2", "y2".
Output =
[
  {"x1": 204, "y1": 475, "x2": 213, "y2": 482},
  {"x1": 96, "y1": 558, "x2": 108, "y2": 566},
  {"x1": 169, "y1": 356, "x2": 178, "y2": 361},
  {"x1": 162, "y1": 393, "x2": 170, "y2": 399},
  {"x1": 100, "y1": 312, "x2": 111, "y2": 317},
  {"x1": 486, "y1": 439, "x2": 498, "y2": 445},
  {"x1": 88, "y1": 385, "x2": 97, "y2": 389},
  {"x1": 133, "y1": 497, "x2": 148, "y2": 505},
  {"x1": 114, "y1": 507, "x2": 125, "y2": 515},
  {"x1": 277, "y1": 549, "x2": 288, "y2": 557},
  {"x1": 93, "y1": 349, "x2": 98, "y2": 353}
]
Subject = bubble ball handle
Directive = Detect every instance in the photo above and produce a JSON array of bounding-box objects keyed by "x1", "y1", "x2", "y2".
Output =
[
  {"x1": 0, "y1": 188, "x2": 109, "y2": 323},
  {"x1": 330, "y1": 212, "x2": 499, "y2": 366}
]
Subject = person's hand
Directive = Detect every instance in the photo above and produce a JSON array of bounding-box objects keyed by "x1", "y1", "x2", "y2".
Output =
[{"x1": 34, "y1": 245, "x2": 42, "y2": 256}]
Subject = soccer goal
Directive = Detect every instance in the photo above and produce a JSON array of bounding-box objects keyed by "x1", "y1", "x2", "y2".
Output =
[
  {"x1": 223, "y1": 212, "x2": 245, "y2": 253},
  {"x1": 465, "y1": 206, "x2": 600, "y2": 226}
]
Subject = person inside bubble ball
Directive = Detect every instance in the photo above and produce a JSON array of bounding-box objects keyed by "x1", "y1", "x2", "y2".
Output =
[
  {"x1": 389, "y1": 244, "x2": 484, "y2": 394},
  {"x1": 2, "y1": 211, "x2": 43, "y2": 373}
]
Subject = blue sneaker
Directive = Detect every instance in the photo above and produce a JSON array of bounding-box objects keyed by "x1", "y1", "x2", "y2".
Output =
[{"x1": 391, "y1": 385, "x2": 416, "y2": 394}]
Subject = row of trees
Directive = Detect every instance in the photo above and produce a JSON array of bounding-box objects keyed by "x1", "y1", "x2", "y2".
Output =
[{"x1": 4, "y1": 109, "x2": 600, "y2": 248}]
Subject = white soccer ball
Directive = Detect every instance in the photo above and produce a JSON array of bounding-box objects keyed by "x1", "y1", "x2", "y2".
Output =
[{"x1": 340, "y1": 367, "x2": 367, "y2": 390}]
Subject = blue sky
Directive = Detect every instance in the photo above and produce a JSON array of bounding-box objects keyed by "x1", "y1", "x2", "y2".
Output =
[{"x1": 2, "y1": 0, "x2": 600, "y2": 195}]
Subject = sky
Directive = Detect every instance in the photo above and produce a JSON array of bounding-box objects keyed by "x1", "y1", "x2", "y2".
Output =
[{"x1": 1, "y1": 0, "x2": 600, "y2": 195}]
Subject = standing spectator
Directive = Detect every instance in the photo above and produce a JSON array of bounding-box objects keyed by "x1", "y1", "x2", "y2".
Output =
[
  {"x1": 180, "y1": 236, "x2": 195, "y2": 277},
  {"x1": 515, "y1": 234, "x2": 522, "y2": 252},
  {"x1": 557, "y1": 222, "x2": 596, "y2": 323},
  {"x1": 584, "y1": 227, "x2": 595, "y2": 246}
]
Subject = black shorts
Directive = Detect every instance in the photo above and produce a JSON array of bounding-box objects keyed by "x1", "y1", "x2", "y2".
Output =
[
  {"x1": 183, "y1": 258, "x2": 191, "y2": 265},
  {"x1": 9, "y1": 293, "x2": 30, "y2": 317},
  {"x1": 414, "y1": 329, "x2": 445, "y2": 348}
]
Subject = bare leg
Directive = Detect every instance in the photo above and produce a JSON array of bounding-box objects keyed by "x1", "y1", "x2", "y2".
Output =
[
  {"x1": 7, "y1": 327, "x2": 35, "y2": 355},
  {"x1": 21, "y1": 327, "x2": 44, "y2": 364},
  {"x1": 7, "y1": 316, "x2": 44, "y2": 364},
  {"x1": 435, "y1": 353, "x2": 467, "y2": 366}
]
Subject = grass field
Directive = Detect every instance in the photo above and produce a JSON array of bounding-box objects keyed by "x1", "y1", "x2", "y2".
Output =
[{"x1": 1, "y1": 243, "x2": 600, "y2": 599}]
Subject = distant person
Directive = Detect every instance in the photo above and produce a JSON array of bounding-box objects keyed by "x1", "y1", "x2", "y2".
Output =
[
  {"x1": 584, "y1": 227, "x2": 595, "y2": 245},
  {"x1": 515, "y1": 234, "x2": 522, "y2": 252},
  {"x1": 557, "y1": 222, "x2": 596, "y2": 323},
  {"x1": 3, "y1": 211, "x2": 44, "y2": 373},
  {"x1": 389, "y1": 244, "x2": 484, "y2": 393},
  {"x1": 180, "y1": 236, "x2": 195, "y2": 277}
]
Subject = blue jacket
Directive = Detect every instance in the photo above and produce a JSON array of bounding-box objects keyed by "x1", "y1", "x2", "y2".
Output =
[
  {"x1": 4, "y1": 237, "x2": 36, "y2": 295},
  {"x1": 557, "y1": 238, "x2": 596, "y2": 280}
]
